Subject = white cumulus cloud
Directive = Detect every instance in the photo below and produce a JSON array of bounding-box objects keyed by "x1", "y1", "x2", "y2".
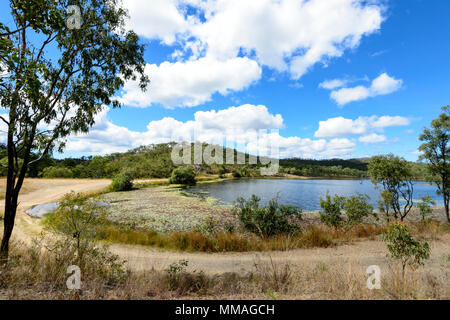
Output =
[
  {"x1": 116, "y1": 57, "x2": 261, "y2": 108},
  {"x1": 319, "y1": 79, "x2": 349, "y2": 90},
  {"x1": 328, "y1": 73, "x2": 403, "y2": 106},
  {"x1": 314, "y1": 115, "x2": 411, "y2": 139},
  {"x1": 65, "y1": 104, "x2": 355, "y2": 159},
  {"x1": 119, "y1": 0, "x2": 384, "y2": 107},
  {"x1": 359, "y1": 133, "x2": 387, "y2": 143}
]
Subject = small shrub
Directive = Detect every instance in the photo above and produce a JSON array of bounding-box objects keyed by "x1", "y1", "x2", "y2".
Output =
[
  {"x1": 43, "y1": 192, "x2": 107, "y2": 265},
  {"x1": 232, "y1": 195, "x2": 302, "y2": 238},
  {"x1": 382, "y1": 223, "x2": 431, "y2": 289},
  {"x1": 343, "y1": 193, "x2": 376, "y2": 224},
  {"x1": 377, "y1": 190, "x2": 395, "y2": 222},
  {"x1": 165, "y1": 260, "x2": 211, "y2": 295},
  {"x1": 169, "y1": 167, "x2": 196, "y2": 185},
  {"x1": 231, "y1": 170, "x2": 242, "y2": 178},
  {"x1": 415, "y1": 195, "x2": 436, "y2": 221},
  {"x1": 319, "y1": 192, "x2": 345, "y2": 228},
  {"x1": 108, "y1": 173, "x2": 133, "y2": 192}
]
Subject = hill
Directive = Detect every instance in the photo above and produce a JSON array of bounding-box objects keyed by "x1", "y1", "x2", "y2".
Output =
[{"x1": 0, "y1": 142, "x2": 427, "y2": 179}]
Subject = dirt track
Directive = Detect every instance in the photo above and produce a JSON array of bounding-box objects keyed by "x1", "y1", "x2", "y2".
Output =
[
  {"x1": 2, "y1": 179, "x2": 449, "y2": 276},
  {"x1": 109, "y1": 234, "x2": 450, "y2": 276},
  {"x1": 0, "y1": 179, "x2": 111, "y2": 243}
]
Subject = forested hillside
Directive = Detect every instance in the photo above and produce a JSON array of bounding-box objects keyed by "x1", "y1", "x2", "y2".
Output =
[{"x1": 0, "y1": 143, "x2": 428, "y2": 180}]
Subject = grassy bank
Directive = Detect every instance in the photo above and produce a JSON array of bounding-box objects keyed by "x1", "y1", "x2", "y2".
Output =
[{"x1": 95, "y1": 220, "x2": 449, "y2": 253}]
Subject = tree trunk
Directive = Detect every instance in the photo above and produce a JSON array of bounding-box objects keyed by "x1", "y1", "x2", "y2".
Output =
[
  {"x1": 445, "y1": 197, "x2": 450, "y2": 223},
  {"x1": 0, "y1": 184, "x2": 19, "y2": 264},
  {"x1": 0, "y1": 119, "x2": 29, "y2": 264}
]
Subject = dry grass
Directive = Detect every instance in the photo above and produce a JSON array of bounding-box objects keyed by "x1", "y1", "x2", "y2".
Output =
[
  {"x1": 1, "y1": 239, "x2": 448, "y2": 300},
  {"x1": 95, "y1": 223, "x2": 386, "y2": 253},
  {"x1": 93, "y1": 221, "x2": 450, "y2": 253}
]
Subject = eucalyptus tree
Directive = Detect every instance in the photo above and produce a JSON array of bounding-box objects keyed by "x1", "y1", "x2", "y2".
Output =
[
  {"x1": 368, "y1": 154, "x2": 414, "y2": 221},
  {"x1": 0, "y1": 0, "x2": 148, "y2": 262},
  {"x1": 419, "y1": 106, "x2": 450, "y2": 222}
]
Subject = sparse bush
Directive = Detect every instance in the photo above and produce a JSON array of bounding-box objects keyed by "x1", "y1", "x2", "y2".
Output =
[
  {"x1": 169, "y1": 167, "x2": 196, "y2": 185},
  {"x1": 319, "y1": 192, "x2": 345, "y2": 228},
  {"x1": 43, "y1": 192, "x2": 107, "y2": 265},
  {"x1": 41, "y1": 166, "x2": 74, "y2": 178},
  {"x1": 108, "y1": 173, "x2": 133, "y2": 192},
  {"x1": 377, "y1": 190, "x2": 395, "y2": 222},
  {"x1": 166, "y1": 260, "x2": 189, "y2": 290},
  {"x1": 415, "y1": 195, "x2": 436, "y2": 221},
  {"x1": 254, "y1": 258, "x2": 293, "y2": 293},
  {"x1": 232, "y1": 195, "x2": 302, "y2": 238},
  {"x1": 382, "y1": 223, "x2": 431, "y2": 293},
  {"x1": 343, "y1": 193, "x2": 376, "y2": 224}
]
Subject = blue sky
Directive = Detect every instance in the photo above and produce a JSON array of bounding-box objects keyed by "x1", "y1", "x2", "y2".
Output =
[{"x1": 2, "y1": 0, "x2": 450, "y2": 160}]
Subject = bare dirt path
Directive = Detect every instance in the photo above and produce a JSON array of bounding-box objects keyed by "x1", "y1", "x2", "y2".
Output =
[
  {"x1": 0, "y1": 179, "x2": 111, "y2": 243},
  {"x1": 2, "y1": 179, "x2": 449, "y2": 277},
  {"x1": 108, "y1": 235, "x2": 450, "y2": 275}
]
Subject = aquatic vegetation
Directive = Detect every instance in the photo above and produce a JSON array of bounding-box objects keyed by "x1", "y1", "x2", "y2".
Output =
[{"x1": 100, "y1": 187, "x2": 235, "y2": 233}]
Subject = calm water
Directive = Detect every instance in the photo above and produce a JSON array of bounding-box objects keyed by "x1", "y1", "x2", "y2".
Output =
[{"x1": 186, "y1": 179, "x2": 441, "y2": 211}]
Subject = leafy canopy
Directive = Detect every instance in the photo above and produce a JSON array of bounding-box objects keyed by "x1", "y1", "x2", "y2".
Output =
[
  {"x1": 382, "y1": 223, "x2": 430, "y2": 270},
  {"x1": 232, "y1": 195, "x2": 302, "y2": 238},
  {"x1": 368, "y1": 154, "x2": 414, "y2": 221},
  {"x1": 0, "y1": 0, "x2": 148, "y2": 177},
  {"x1": 319, "y1": 192, "x2": 345, "y2": 228},
  {"x1": 419, "y1": 106, "x2": 450, "y2": 222},
  {"x1": 343, "y1": 193, "x2": 375, "y2": 224}
]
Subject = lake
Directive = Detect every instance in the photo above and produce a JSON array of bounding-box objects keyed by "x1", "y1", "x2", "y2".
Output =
[{"x1": 185, "y1": 179, "x2": 441, "y2": 211}]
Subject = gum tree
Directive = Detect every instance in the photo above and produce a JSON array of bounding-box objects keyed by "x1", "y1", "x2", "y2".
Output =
[
  {"x1": 368, "y1": 154, "x2": 414, "y2": 221},
  {"x1": 419, "y1": 106, "x2": 450, "y2": 222},
  {"x1": 0, "y1": 0, "x2": 148, "y2": 262}
]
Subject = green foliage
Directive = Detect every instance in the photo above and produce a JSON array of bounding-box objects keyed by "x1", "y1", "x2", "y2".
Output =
[
  {"x1": 108, "y1": 173, "x2": 133, "y2": 192},
  {"x1": 232, "y1": 195, "x2": 302, "y2": 238},
  {"x1": 377, "y1": 190, "x2": 395, "y2": 222},
  {"x1": 0, "y1": 0, "x2": 148, "y2": 260},
  {"x1": 280, "y1": 158, "x2": 368, "y2": 178},
  {"x1": 170, "y1": 167, "x2": 197, "y2": 185},
  {"x1": 43, "y1": 192, "x2": 107, "y2": 265},
  {"x1": 368, "y1": 154, "x2": 414, "y2": 221},
  {"x1": 0, "y1": 157, "x2": 23, "y2": 177},
  {"x1": 343, "y1": 193, "x2": 375, "y2": 224},
  {"x1": 415, "y1": 195, "x2": 436, "y2": 221},
  {"x1": 231, "y1": 170, "x2": 242, "y2": 178},
  {"x1": 382, "y1": 223, "x2": 431, "y2": 271},
  {"x1": 40, "y1": 166, "x2": 73, "y2": 178},
  {"x1": 167, "y1": 260, "x2": 189, "y2": 279},
  {"x1": 419, "y1": 106, "x2": 450, "y2": 222},
  {"x1": 319, "y1": 192, "x2": 345, "y2": 227}
]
